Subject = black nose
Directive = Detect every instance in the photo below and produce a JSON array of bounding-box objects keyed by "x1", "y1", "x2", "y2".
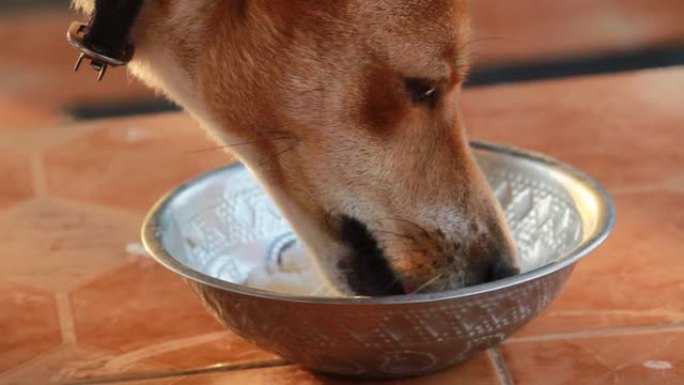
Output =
[
  {"x1": 464, "y1": 220, "x2": 520, "y2": 285},
  {"x1": 464, "y1": 258, "x2": 519, "y2": 287},
  {"x1": 486, "y1": 260, "x2": 520, "y2": 282}
]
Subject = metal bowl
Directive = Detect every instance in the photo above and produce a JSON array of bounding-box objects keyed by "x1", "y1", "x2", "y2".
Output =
[{"x1": 142, "y1": 141, "x2": 615, "y2": 379}]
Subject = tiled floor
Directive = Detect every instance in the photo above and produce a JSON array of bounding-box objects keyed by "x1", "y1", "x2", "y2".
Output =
[
  {"x1": 1, "y1": 67, "x2": 682, "y2": 384},
  {"x1": 1, "y1": 3, "x2": 683, "y2": 385},
  {"x1": 469, "y1": 0, "x2": 684, "y2": 66}
]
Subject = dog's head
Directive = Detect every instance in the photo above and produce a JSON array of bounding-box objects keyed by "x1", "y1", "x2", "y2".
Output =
[{"x1": 75, "y1": 0, "x2": 519, "y2": 295}]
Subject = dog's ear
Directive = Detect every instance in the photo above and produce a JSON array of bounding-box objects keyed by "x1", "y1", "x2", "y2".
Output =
[{"x1": 72, "y1": 0, "x2": 95, "y2": 14}]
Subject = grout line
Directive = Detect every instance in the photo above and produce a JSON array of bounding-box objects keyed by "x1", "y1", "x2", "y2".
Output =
[
  {"x1": 508, "y1": 322, "x2": 684, "y2": 343},
  {"x1": 0, "y1": 344, "x2": 66, "y2": 379},
  {"x1": 0, "y1": 197, "x2": 38, "y2": 220},
  {"x1": 100, "y1": 331, "x2": 232, "y2": 370},
  {"x1": 55, "y1": 291, "x2": 77, "y2": 344},
  {"x1": 60, "y1": 359, "x2": 292, "y2": 385},
  {"x1": 489, "y1": 348, "x2": 515, "y2": 385}
]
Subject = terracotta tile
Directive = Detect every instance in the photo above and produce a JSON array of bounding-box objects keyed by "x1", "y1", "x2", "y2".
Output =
[
  {"x1": 0, "y1": 62, "x2": 46, "y2": 98},
  {"x1": 43, "y1": 113, "x2": 233, "y2": 213},
  {"x1": 0, "y1": 345, "x2": 166, "y2": 385},
  {"x1": 503, "y1": 330, "x2": 684, "y2": 385},
  {"x1": 0, "y1": 199, "x2": 140, "y2": 291},
  {"x1": 0, "y1": 12, "x2": 84, "y2": 73},
  {"x1": 0, "y1": 122, "x2": 96, "y2": 154},
  {"x1": 70, "y1": 258, "x2": 273, "y2": 369},
  {"x1": 122, "y1": 352, "x2": 500, "y2": 385},
  {"x1": 0, "y1": 284, "x2": 61, "y2": 374},
  {"x1": 0, "y1": 11, "x2": 156, "y2": 111},
  {"x1": 514, "y1": 190, "x2": 684, "y2": 337},
  {"x1": 463, "y1": 67, "x2": 684, "y2": 191},
  {"x1": 0, "y1": 146, "x2": 33, "y2": 209},
  {"x1": 470, "y1": 0, "x2": 684, "y2": 66},
  {"x1": 0, "y1": 97, "x2": 64, "y2": 130},
  {"x1": 15, "y1": 64, "x2": 158, "y2": 117},
  {"x1": 149, "y1": 334, "x2": 278, "y2": 370}
]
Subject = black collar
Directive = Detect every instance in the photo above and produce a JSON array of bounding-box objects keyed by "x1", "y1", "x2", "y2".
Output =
[{"x1": 67, "y1": 0, "x2": 144, "y2": 81}]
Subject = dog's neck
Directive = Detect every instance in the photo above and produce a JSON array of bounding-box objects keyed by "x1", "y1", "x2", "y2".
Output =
[
  {"x1": 120, "y1": 1, "x2": 284, "y2": 147},
  {"x1": 124, "y1": 1, "x2": 218, "y2": 137}
]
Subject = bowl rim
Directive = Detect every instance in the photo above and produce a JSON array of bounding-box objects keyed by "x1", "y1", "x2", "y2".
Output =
[{"x1": 141, "y1": 141, "x2": 616, "y2": 305}]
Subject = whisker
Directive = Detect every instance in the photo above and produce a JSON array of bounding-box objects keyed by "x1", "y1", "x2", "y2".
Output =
[
  {"x1": 186, "y1": 136, "x2": 296, "y2": 154},
  {"x1": 379, "y1": 271, "x2": 405, "y2": 294},
  {"x1": 186, "y1": 130, "x2": 298, "y2": 154},
  {"x1": 459, "y1": 36, "x2": 516, "y2": 51},
  {"x1": 257, "y1": 136, "x2": 301, "y2": 166},
  {"x1": 380, "y1": 217, "x2": 432, "y2": 240},
  {"x1": 410, "y1": 273, "x2": 443, "y2": 295},
  {"x1": 309, "y1": 282, "x2": 330, "y2": 296}
]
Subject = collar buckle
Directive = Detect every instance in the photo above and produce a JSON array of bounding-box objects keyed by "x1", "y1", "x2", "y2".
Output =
[{"x1": 66, "y1": 21, "x2": 134, "y2": 81}]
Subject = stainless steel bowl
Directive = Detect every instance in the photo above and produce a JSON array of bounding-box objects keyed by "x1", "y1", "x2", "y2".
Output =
[{"x1": 142, "y1": 142, "x2": 615, "y2": 379}]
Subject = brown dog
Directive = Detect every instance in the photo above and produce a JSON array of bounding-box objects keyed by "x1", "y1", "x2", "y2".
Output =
[{"x1": 74, "y1": 0, "x2": 519, "y2": 296}]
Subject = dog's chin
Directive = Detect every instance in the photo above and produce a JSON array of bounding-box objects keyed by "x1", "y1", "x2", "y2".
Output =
[{"x1": 334, "y1": 215, "x2": 405, "y2": 296}]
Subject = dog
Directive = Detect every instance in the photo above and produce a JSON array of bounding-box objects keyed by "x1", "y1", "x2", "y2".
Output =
[{"x1": 73, "y1": 0, "x2": 520, "y2": 296}]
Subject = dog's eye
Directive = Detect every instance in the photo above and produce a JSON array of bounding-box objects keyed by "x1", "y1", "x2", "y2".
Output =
[{"x1": 404, "y1": 77, "x2": 440, "y2": 106}]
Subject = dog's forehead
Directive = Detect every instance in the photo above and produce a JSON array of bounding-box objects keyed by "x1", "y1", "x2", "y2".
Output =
[
  {"x1": 285, "y1": 0, "x2": 467, "y2": 41},
  {"x1": 354, "y1": 0, "x2": 467, "y2": 34},
  {"x1": 297, "y1": 0, "x2": 469, "y2": 73},
  {"x1": 353, "y1": 0, "x2": 470, "y2": 76}
]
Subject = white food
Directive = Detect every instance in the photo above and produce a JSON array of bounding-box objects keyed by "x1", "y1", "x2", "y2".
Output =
[{"x1": 245, "y1": 241, "x2": 334, "y2": 296}]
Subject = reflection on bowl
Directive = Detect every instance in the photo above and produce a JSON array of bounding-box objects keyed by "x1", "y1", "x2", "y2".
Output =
[{"x1": 142, "y1": 141, "x2": 615, "y2": 379}]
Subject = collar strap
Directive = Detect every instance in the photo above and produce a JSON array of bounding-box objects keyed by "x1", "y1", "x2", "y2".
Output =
[{"x1": 67, "y1": 0, "x2": 144, "y2": 81}]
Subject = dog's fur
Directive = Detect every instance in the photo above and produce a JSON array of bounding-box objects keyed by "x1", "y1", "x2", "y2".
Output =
[{"x1": 74, "y1": 0, "x2": 519, "y2": 295}]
